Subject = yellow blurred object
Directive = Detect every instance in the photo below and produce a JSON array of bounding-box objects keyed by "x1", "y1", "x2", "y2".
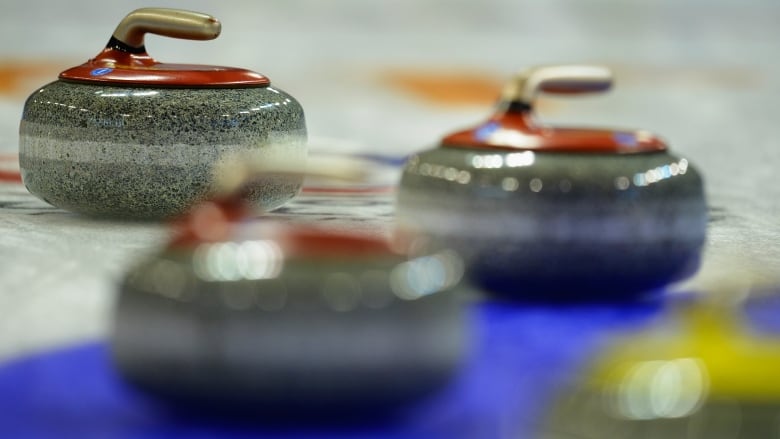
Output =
[
  {"x1": 540, "y1": 301, "x2": 780, "y2": 438},
  {"x1": 589, "y1": 303, "x2": 780, "y2": 405}
]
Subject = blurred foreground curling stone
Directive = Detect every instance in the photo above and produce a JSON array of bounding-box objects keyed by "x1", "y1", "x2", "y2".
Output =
[
  {"x1": 395, "y1": 65, "x2": 707, "y2": 300},
  {"x1": 19, "y1": 8, "x2": 306, "y2": 219},
  {"x1": 540, "y1": 297, "x2": 780, "y2": 438},
  {"x1": 110, "y1": 154, "x2": 468, "y2": 415}
]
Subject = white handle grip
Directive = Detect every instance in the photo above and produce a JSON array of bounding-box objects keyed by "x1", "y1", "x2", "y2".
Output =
[
  {"x1": 112, "y1": 8, "x2": 221, "y2": 49},
  {"x1": 501, "y1": 65, "x2": 613, "y2": 106}
]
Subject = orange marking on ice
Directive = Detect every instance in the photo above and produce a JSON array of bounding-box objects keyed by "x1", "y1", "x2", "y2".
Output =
[
  {"x1": 380, "y1": 69, "x2": 502, "y2": 107},
  {"x1": 0, "y1": 60, "x2": 65, "y2": 98},
  {"x1": 379, "y1": 68, "x2": 559, "y2": 112}
]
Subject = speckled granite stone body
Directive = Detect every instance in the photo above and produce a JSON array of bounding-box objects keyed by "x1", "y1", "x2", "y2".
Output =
[
  {"x1": 396, "y1": 146, "x2": 708, "y2": 298},
  {"x1": 19, "y1": 80, "x2": 307, "y2": 219}
]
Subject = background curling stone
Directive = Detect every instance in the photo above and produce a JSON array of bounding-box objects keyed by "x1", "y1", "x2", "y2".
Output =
[{"x1": 395, "y1": 65, "x2": 707, "y2": 301}]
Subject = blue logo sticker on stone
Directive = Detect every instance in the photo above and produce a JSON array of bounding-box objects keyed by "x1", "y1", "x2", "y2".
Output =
[
  {"x1": 90, "y1": 67, "x2": 113, "y2": 76},
  {"x1": 613, "y1": 132, "x2": 637, "y2": 147},
  {"x1": 475, "y1": 121, "x2": 499, "y2": 141}
]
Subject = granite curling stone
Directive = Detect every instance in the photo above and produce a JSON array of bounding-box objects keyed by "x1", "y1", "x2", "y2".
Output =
[
  {"x1": 111, "y1": 187, "x2": 468, "y2": 414},
  {"x1": 395, "y1": 65, "x2": 708, "y2": 300},
  {"x1": 19, "y1": 8, "x2": 306, "y2": 220}
]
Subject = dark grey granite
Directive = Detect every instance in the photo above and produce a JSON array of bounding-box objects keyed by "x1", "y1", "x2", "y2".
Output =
[
  {"x1": 395, "y1": 146, "x2": 708, "y2": 298},
  {"x1": 112, "y1": 244, "x2": 466, "y2": 410},
  {"x1": 19, "y1": 81, "x2": 307, "y2": 219}
]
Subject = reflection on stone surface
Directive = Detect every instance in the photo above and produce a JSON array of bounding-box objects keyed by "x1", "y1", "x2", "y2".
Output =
[
  {"x1": 193, "y1": 240, "x2": 285, "y2": 282},
  {"x1": 390, "y1": 249, "x2": 464, "y2": 300},
  {"x1": 610, "y1": 358, "x2": 708, "y2": 420}
]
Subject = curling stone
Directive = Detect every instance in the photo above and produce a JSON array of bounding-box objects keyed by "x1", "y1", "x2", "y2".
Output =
[{"x1": 395, "y1": 65, "x2": 707, "y2": 300}]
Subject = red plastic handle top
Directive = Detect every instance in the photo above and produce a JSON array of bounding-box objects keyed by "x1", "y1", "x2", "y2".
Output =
[
  {"x1": 58, "y1": 8, "x2": 269, "y2": 87},
  {"x1": 441, "y1": 65, "x2": 667, "y2": 153}
]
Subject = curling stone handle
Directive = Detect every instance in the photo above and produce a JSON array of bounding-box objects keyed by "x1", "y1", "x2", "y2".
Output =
[
  {"x1": 501, "y1": 65, "x2": 613, "y2": 108},
  {"x1": 109, "y1": 8, "x2": 221, "y2": 51}
]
